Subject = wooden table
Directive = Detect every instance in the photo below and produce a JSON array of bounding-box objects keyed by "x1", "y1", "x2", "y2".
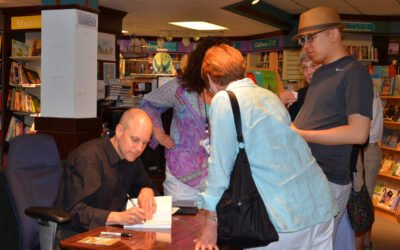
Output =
[{"x1": 60, "y1": 210, "x2": 236, "y2": 250}]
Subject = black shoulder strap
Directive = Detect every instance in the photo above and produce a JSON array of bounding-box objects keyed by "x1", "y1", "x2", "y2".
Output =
[
  {"x1": 360, "y1": 146, "x2": 366, "y2": 183},
  {"x1": 226, "y1": 90, "x2": 244, "y2": 144}
]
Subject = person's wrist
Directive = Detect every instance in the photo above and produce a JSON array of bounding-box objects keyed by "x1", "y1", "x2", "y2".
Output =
[
  {"x1": 204, "y1": 212, "x2": 217, "y2": 222},
  {"x1": 206, "y1": 215, "x2": 217, "y2": 223}
]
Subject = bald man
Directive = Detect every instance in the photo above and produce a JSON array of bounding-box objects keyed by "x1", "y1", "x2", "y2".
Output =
[{"x1": 60, "y1": 109, "x2": 158, "y2": 233}]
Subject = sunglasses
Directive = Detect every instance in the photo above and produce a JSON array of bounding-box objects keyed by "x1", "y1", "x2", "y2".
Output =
[{"x1": 297, "y1": 29, "x2": 326, "y2": 46}]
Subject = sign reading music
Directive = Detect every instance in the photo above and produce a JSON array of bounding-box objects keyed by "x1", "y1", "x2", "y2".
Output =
[{"x1": 11, "y1": 15, "x2": 41, "y2": 30}]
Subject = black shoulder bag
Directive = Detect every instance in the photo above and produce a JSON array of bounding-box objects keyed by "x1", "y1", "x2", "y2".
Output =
[
  {"x1": 216, "y1": 90, "x2": 279, "y2": 248},
  {"x1": 347, "y1": 145, "x2": 375, "y2": 233}
]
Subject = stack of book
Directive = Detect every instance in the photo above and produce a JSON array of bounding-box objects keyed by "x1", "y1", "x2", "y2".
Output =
[
  {"x1": 373, "y1": 181, "x2": 400, "y2": 212},
  {"x1": 382, "y1": 128, "x2": 400, "y2": 148},
  {"x1": 9, "y1": 62, "x2": 41, "y2": 86},
  {"x1": 11, "y1": 38, "x2": 41, "y2": 57},
  {"x1": 383, "y1": 102, "x2": 400, "y2": 122},
  {"x1": 7, "y1": 89, "x2": 40, "y2": 113},
  {"x1": 380, "y1": 154, "x2": 400, "y2": 177},
  {"x1": 5, "y1": 116, "x2": 35, "y2": 142},
  {"x1": 106, "y1": 83, "x2": 131, "y2": 101}
]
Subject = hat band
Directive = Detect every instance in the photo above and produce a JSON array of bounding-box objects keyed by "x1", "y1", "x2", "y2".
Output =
[{"x1": 298, "y1": 22, "x2": 342, "y2": 34}]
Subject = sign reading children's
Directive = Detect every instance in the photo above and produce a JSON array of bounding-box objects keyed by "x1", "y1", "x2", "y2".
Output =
[{"x1": 252, "y1": 38, "x2": 280, "y2": 50}]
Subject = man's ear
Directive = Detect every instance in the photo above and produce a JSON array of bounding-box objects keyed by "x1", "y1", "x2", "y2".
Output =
[
  {"x1": 330, "y1": 28, "x2": 341, "y2": 42},
  {"x1": 115, "y1": 124, "x2": 123, "y2": 138}
]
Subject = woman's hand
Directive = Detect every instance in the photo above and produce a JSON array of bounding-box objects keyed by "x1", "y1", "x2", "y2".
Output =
[
  {"x1": 153, "y1": 127, "x2": 175, "y2": 149},
  {"x1": 138, "y1": 188, "x2": 157, "y2": 220},
  {"x1": 195, "y1": 212, "x2": 219, "y2": 250}
]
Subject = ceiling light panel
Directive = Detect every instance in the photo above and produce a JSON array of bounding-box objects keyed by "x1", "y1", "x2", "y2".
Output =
[{"x1": 169, "y1": 21, "x2": 228, "y2": 30}]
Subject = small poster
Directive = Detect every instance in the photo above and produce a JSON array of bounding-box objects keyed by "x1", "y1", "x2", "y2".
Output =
[
  {"x1": 98, "y1": 32, "x2": 116, "y2": 61},
  {"x1": 103, "y1": 63, "x2": 116, "y2": 84},
  {"x1": 246, "y1": 68, "x2": 283, "y2": 95},
  {"x1": 388, "y1": 42, "x2": 399, "y2": 55}
]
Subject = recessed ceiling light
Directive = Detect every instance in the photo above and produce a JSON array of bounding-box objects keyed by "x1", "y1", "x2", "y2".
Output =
[{"x1": 169, "y1": 21, "x2": 228, "y2": 31}]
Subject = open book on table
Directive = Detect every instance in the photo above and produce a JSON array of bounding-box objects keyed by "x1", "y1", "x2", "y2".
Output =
[{"x1": 124, "y1": 196, "x2": 172, "y2": 229}]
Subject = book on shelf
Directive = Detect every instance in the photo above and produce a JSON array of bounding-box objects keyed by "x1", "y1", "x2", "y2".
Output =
[
  {"x1": 380, "y1": 77, "x2": 395, "y2": 96},
  {"x1": 7, "y1": 88, "x2": 40, "y2": 113},
  {"x1": 393, "y1": 75, "x2": 400, "y2": 96},
  {"x1": 391, "y1": 162, "x2": 400, "y2": 177},
  {"x1": 11, "y1": 39, "x2": 29, "y2": 57},
  {"x1": 382, "y1": 128, "x2": 399, "y2": 148},
  {"x1": 383, "y1": 103, "x2": 400, "y2": 122},
  {"x1": 372, "y1": 66, "x2": 389, "y2": 79},
  {"x1": 26, "y1": 39, "x2": 41, "y2": 57},
  {"x1": 381, "y1": 155, "x2": 395, "y2": 175},
  {"x1": 22, "y1": 67, "x2": 41, "y2": 85},
  {"x1": 9, "y1": 62, "x2": 40, "y2": 86},
  {"x1": 373, "y1": 181, "x2": 400, "y2": 211},
  {"x1": 373, "y1": 78, "x2": 383, "y2": 96},
  {"x1": 5, "y1": 116, "x2": 35, "y2": 142}
]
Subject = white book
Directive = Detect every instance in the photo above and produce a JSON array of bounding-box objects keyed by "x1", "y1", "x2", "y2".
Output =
[{"x1": 124, "y1": 196, "x2": 172, "y2": 229}]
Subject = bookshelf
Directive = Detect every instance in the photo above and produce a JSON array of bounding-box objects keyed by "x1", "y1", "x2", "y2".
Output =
[
  {"x1": 120, "y1": 52, "x2": 183, "y2": 76},
  {"x1": 0, "y1": 30, "x2": 41, "y2": 161},
  {"x1": 376, "y1": 74, "x2": 400, "y2": 221},
  {"x1": 6, "y1": 55, "x2": 41, "y2": 141},
  {"x1": 246, "y1": 49, "x2": 304, "y2": 88}
]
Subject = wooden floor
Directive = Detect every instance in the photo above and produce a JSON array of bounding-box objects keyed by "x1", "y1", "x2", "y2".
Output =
[{"x1": 371, "y1": 211, "x2": 400, "y2": 250}]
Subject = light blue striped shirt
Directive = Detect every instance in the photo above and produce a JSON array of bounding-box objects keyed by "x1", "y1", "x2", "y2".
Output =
[{"x1": 199, "y1": 78, "x2": 336, "y2": 232}]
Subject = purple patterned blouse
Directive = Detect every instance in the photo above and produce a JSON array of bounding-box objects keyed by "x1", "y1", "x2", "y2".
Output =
[{"x1": 140, "y1": 78, "x2": 208, "y2": 188}]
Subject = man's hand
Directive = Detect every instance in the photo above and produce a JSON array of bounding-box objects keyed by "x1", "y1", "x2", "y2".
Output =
[
  {"x1": 138, "y1": 187, "x2": 157, "y2": 220},
  {"x1": 279, "y1": 91, "x2": 297, "y2": 106},
  {"x1": 106, "y1": 207, "x2": 145, "y2": 226}
]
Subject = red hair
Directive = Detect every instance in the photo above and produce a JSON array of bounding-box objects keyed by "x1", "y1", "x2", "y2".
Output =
[{"x1": 201, "y1": 44, "x2": 245, "y2": 87}]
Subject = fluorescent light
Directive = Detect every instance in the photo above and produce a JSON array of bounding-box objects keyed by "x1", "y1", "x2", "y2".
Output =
[
  {"x1": 252, "y1": 0, "x2": 260, "y2": 5},
  {"x1": 121, "y1": 30, "x2": 129, "y2": 34},
  {"x1": 169, "y1": 21, "x2": 228, "y2": 31}
]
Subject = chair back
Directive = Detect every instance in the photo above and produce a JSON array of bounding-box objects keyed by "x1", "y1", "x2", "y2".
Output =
[{"x1": 5, "y1": 134, "x2": 62, "y2": 250}]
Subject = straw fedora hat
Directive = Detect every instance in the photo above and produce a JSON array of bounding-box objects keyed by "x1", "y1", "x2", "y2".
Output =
[{"x1": 292, "y1": 7, "x2": 344, "y2": 40}]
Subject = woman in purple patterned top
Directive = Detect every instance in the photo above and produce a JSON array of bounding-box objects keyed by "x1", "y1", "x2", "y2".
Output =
[{"x1": 141, "y1": 38, "x2": 229, "y2": 202}]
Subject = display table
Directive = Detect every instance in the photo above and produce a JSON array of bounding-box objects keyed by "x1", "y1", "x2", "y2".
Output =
[{"x1": 60, "y1": 210, "x2": 238, "y2": 250}]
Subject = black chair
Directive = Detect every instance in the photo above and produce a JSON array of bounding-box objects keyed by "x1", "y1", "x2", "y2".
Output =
[{"x1": 5, "y1": 134, "x2": 70, "y2": 250}]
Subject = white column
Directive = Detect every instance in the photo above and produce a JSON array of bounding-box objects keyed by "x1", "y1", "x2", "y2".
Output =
[{"x1": 41, "y1": 9, "x2": 98, "y2": 118}]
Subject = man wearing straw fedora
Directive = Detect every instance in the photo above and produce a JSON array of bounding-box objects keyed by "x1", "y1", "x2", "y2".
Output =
[{"x1": 291, "y1": 6, "x2": 373, "y2": 248}]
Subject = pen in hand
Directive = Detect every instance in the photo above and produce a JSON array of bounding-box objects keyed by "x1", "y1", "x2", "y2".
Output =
[
  {"x1": 126, "y1": 194, "x2": 136, "y2": 207},
  {"x1": 126, "y1": 194, "x2": 146, "y2": 222}
]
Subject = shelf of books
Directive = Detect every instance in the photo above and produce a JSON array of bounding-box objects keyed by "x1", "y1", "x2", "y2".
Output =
[
  {"x1": 5, "y1": 32, "x2": 41, "y2": 142},
  {"x1": 376, "y1": 67, "x2": 400, "y2": 222}
]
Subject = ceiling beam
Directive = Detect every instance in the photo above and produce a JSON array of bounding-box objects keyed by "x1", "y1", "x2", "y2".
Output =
[{"x1": 223, "y1": 0, "x2": 293, "y2": 31}]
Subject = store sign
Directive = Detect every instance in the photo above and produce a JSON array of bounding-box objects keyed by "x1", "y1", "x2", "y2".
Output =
[
  {"x1": 232, "y1": 42, "x2": 241, "y2": 50},
  {"x1": 147, "y1": 41, "x2": 178, "y2": 52},
  {"x1": 343, "y1": 22, "x2": 375, "y2": 32},
  {"x1": 11, "y1": 15, "x2": 41, "y2": 30},
  {"x1": 252, "y1": 38, "x2": 279, "y2": 50},
  {"x1": 77, "y1": 10, "x2": 97, "y2": 28}
]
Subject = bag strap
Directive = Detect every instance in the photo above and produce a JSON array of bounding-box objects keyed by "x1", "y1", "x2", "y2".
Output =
[
  {"x1": 360, "y1": 146, "x2": 366, "y2": 184},
  {"x1": 226, "y1": 90, "x2": 244, "y2": 144}
]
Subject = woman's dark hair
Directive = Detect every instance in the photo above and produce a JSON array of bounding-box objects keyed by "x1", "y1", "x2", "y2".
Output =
[{"x1": 182, "y1": 37, "x2": 231, "y2": 94}]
